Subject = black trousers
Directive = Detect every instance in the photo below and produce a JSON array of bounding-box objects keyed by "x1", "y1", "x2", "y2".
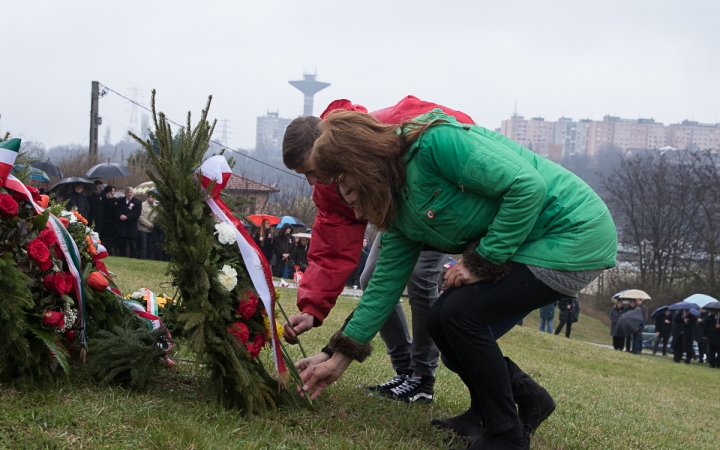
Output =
[
  {"x1": 673, "y1": 334, "x2": 694, "y2": 363},
  {"x1": 427, "y1": 263, "x2": 563, "y2": 434},
  {"x1": 625, "y1": 335, "x2": 632, "y2": 351},
  {"x1": 117, "y1": 237, "x2": 138, "y2": 258},
  {"x1": 612, "y1": 336, "x2": 625, "y2": 350},
  {"x1": 708, "y1": 343, "x2": 720, "y2": 368},
  {"x1": 696, "y1": 340, "x2": 708, "y2": 362},
  {"x1": 653, "y1": 335, "x2": 669, "y2": 355},
  {"x1": 555, "y1": 319, "x2": 572, "y2": 337}
]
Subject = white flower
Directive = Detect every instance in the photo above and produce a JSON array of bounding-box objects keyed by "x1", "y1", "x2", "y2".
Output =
[
  {"x1": 130, "y1": 291, "x2": 145, "y2": 300},
  {"x1": 60, "y1": 210, "x2": 77, "y2": 222},
  {"x1": 218, "y1": 264, "x2": 238, "y2": 291},
  {"x1": 214, "y1": 222, "x2": 237, "y2": 245}
]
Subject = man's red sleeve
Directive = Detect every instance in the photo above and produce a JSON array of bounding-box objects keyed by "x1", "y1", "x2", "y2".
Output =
[{"x1": 297, "y1": 184, "x2": 367, "y2": 325}]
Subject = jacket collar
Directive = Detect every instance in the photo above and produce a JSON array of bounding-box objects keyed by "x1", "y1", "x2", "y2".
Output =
[{"x1": 402, "y1": 109, "x2": 463, "y2": 165}]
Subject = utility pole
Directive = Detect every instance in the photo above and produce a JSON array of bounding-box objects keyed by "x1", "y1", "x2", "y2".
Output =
[{"x1": 89, "y1": 81, "x2": 100, "y2": 164}]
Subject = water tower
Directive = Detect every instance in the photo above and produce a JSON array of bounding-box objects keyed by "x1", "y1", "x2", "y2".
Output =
[{"x1": 289, "y1": 71, "x2": 330, "y2": 117}]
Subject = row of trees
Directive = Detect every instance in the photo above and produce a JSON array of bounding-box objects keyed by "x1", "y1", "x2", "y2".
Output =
[{"x1": 591, "y1": 149, "x2": 720, "y2": 308}]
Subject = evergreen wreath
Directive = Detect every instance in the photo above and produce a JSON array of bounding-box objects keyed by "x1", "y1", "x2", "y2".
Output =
[{"x1": 129, "y1": 91, "x2": 301, "y2": 414}]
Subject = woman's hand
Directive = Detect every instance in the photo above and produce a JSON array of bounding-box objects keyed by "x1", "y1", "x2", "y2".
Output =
[
  {"x1": 294, "y1": 352, "x2": 331, "y2": 373},
  {"x1": 443, "y1": 260, "x2": 483, "y2": 289},
  {"x1": 299, "y1": 352, "x2": 352, "y2": 400}
]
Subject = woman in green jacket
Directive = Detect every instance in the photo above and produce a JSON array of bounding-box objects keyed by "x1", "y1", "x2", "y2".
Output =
[{"x1": 299, "y1": 110, "x2": 617, "y2": 449}]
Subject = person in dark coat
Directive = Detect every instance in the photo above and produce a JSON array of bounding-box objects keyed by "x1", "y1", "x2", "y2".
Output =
[
  {"x1": 705, "y1": 310, "x2": 720, "y2": 368},
  {"x1": 539, "y1": 302, "x2": 557, "y2": 334},
  {"x1": 652, "y1": 308, "x2": 672, "y2": 355},
  {"x1": 554, "y1": 298, "x2": 577, "y2": 338},
  {"x1": 347, "y1": 236, "x2": 371, "y2": 287},
  {"x1": 629, "y1": 299, "x2": 645, "y2": 354},
  {"x1": 609, "y1": 300, "x2": 626, "y2": 350},
  {"x1": 86, "y1": 180, "x2": 105, "y2": 234},
  {"x1": 672, "y1": 309, "x2": 697, "y2": 364},
  {"x1": 273, "y1": 224, "x2": 295, "y2": 278},
  {"x1": 115, "y1": 187, "x2": 142, "y2": 258},
  {"x1": 100, "y1": 185, "x2": 118, "y2": 256},
  {"x1": 293, "y1": 236, "x2": 310, "y2": 272},
  {"x1": 253, "y1": 219, "x2": 275, "y2": 268},
  {"x1": 66, "y1": 183, "x2": 90, "y2": 219},
  {"x1": 694, "y1": 308, "x2": 709, "y2": 363},
  {"x1": 636, "y1": 298, "x2": 649, "y2": 322},
  {"x1": 624, "y1": 300, "x2": 636, "y2": 352}
]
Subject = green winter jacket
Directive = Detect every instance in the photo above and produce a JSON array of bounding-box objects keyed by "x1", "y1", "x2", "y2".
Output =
[{"x1": 343, "y1": 111, "x2": 617, "y2": 345}]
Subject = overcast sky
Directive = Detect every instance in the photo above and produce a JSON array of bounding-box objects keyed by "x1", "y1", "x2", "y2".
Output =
[{"x1": 2, "y1": 0, "x2": 718, "y2": 151}]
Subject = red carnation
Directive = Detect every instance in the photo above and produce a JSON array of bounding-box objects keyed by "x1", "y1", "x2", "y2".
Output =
[
  {"x1": 42, "y1": 311, "x2": 65, "y2": 329},
  {"x1": 37, "y1": 227, "x2": 57, "y2": 247},
  {"x1": 43, "y1": 272, "x2": 73, "y2": 295},
  {"x1": 246, "y1": 334, "x2": 264, "y2": 359},
  {"x1": 0, "y1": 193, "x2": 18, "y2": 219},
  {"x1": 228, "y1": 321, "x2": 250, "y2": 344},
  {"x1": 58, "y1": 217, "x2": 69, "y2": 228},
  {"x1": 27, "y1": 185, "x2": 41, "y2": 202},
  {"x1": 237, "y1": 292, "x2": 259, "y2": 320},
  {"x1": 28, "y1": 239, "x2": 52, "y2": 271}
]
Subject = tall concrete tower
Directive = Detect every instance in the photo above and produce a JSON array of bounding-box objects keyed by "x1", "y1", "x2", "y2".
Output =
[{"x1": 289, "y1": 71, "x2": 330, "y2": 116}]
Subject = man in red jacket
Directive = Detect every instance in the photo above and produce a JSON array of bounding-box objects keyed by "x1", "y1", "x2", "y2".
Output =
[{"x1": 281, "y1": 96, "x2": 473, "y2": 404}]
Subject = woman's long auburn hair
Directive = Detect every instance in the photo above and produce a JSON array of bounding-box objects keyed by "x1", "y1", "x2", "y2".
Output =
[{"x1": 311, "y1": 111, "x2": 441, "y2": 230}]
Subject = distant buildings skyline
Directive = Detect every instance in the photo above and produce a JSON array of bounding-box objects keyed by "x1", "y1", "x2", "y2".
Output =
[{"x1": 500, "y1": 113, "x2": 720, "y2": 161}]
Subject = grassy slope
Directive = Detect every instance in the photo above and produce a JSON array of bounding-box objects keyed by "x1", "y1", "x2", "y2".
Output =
[{"x1": 2, "y1": 260, "x2": 719, "y2": 449}]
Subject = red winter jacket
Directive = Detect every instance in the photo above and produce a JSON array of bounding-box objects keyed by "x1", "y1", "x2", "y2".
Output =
[{"x1": 297, "y1": 96, "x2": 475, "y2": 326}]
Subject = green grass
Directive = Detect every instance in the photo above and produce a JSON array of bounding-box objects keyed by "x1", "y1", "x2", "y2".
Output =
[{"x1": 2, "y1": 259, "x2": 720, "y2": 449}]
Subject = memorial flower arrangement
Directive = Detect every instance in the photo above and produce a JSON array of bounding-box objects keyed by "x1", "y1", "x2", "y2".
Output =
[{"x1": 0, "y1": 138, "x2": 139, "y2": 384}]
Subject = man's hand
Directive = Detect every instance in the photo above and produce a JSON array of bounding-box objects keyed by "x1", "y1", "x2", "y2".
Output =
[
  {"x1": 282, "y1": 253, "x2": 289, "y2": 260},
  {"x1": 655, "y1": 332, "x2": 660, "y2": 337},
  {"x1": 120, "y1": 214, "x2": 127, "y2": 221},
  {"x1": 442, "y1": 261, "x2": 482, "y2": 290},
  {"x1": 295, "y1": 352, "x2": 331, "y2": 373},
  {"x1": 299, "y1": 352, "x2": 352, "y2": 400},
  {"x1": 283, "y1": 313, "x2": 315, "y2": 344}
]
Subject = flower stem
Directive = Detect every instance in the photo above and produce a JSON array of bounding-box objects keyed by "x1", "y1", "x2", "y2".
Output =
[{"x1": 275, "y1": 298, "x2": 307, "y2": 359}]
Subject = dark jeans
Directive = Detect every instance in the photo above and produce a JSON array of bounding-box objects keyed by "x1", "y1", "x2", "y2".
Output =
[
  {"x1": 631, "y1": 334, "x2": 643, "y2": 354},
  {"x1": 140, "y1": 231, "x2": 152, "y2": 260},
  {"x1": 555, "y1": 319, "x2": 572, "y2": 338},
  {"x1": 653, "y1": 335, "x2": 669, "y2": 355},
  {"x1": 427, "y1": 263, "x2": 564, "y2": 434},
  {"x1": 708, "y1": 343, "x2": 720, "y2": 368},
  {"x1": 612, "y1": 336, "x2": 625, "y2": 350},
  {"x1": 117, "y1": 237, "x2": 138, "y2": 258}
]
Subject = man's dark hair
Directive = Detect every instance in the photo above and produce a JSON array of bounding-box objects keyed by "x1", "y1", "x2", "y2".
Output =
[
  {"x1": 282, "y1": 116, "x2": 322, "y2": 169},
  {"x1": 94, "y1": 180, "x2": 103, "y2": 186}
]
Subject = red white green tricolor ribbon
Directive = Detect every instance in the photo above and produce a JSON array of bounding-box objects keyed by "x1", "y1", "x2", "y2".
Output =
[
  {"x1": 195, "y1": 156, "x2": 288, "y2": 383},
  {"x1": 0, "y1": 138, "x2": 21, "y2": 184}
]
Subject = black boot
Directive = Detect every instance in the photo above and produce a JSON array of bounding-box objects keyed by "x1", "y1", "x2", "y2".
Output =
[
  {"x1": 458, "y1": 419, "x2": 529, "y2": 450},
  {"x1": 431, "y1": 407, "x2": 485, "y2": 436},
  {"x1": 506, "y1": 357, "x2": 556, "y2": 435}
]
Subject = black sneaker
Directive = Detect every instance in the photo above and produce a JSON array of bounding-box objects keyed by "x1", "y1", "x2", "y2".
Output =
[
  {"x1": 363, "y1": 372, "x2": 410, "y2": 393},
  {"x1": 380, "y1": 375, "x2": 435, "y2": 403}
]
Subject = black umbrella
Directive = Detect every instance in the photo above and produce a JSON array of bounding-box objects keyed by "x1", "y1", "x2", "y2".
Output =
[
  {"x1": 84, "y1": 162, "x2": 132, "y2": 179},
  {"x1": 704, "y1": 301, "x2": 720, "y2": 311},
  {"x1": 48, "y1": 177, "x2": 95, "y2": 195},
  {"x1": 30, "y1": 158, "x2": 63, "y2": 178},
  {"x1": 651, "y1": 306, "x2": 670, "y2": 320},
  {"x1": 615, "y1": 308, "x2": 644, "y2": 337}
]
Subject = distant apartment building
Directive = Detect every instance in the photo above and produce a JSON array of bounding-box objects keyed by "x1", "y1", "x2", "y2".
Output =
[
  {"x1": 666, "y1": 120, "x2": 720, "y2": 151},
  {"x1": 256, "y1": 111, "x2": 292, "y2": 158},
  {"x1": 501, "y1": 112, "x2": 720, "y2": 160}
]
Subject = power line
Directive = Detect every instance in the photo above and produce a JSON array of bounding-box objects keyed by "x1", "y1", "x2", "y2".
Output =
[{"x1": 98, "y1": 83, "x2": 304, "y2": 179}]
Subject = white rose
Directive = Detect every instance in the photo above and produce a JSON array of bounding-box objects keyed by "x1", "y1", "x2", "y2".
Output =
[
  {"x1": 214, "y1": 222, "x2": 237, "y2": 245},
  {"x1": 218, "y1": 264, "x2": 238, "y2": 291}
]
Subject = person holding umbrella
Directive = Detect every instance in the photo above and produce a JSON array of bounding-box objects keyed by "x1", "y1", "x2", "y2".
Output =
[
  {"x1": 609, "y1": 300, "x2": 626, "y2": 351},
  {"x1": 253, "y1": 218, "x2": 275, "y2": 267},
  {"x1": 705, "y1": 305, "x2": 720, "y2": 368},
  {"x1": 672, "y1": 309, "x2": 697, "y2": 364},
  {"x1": 87, "y1": 180, "x2": 105, "y2": 234},
  {"x1": 274, "y1": 224, "x2": 296, "y2": 278},
  {"x1": 653, "y1": 308, "x2": 672, "y2": 355},
  {"x1": 66, "y1": 183, "x2": 90, "y2": 219}
]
